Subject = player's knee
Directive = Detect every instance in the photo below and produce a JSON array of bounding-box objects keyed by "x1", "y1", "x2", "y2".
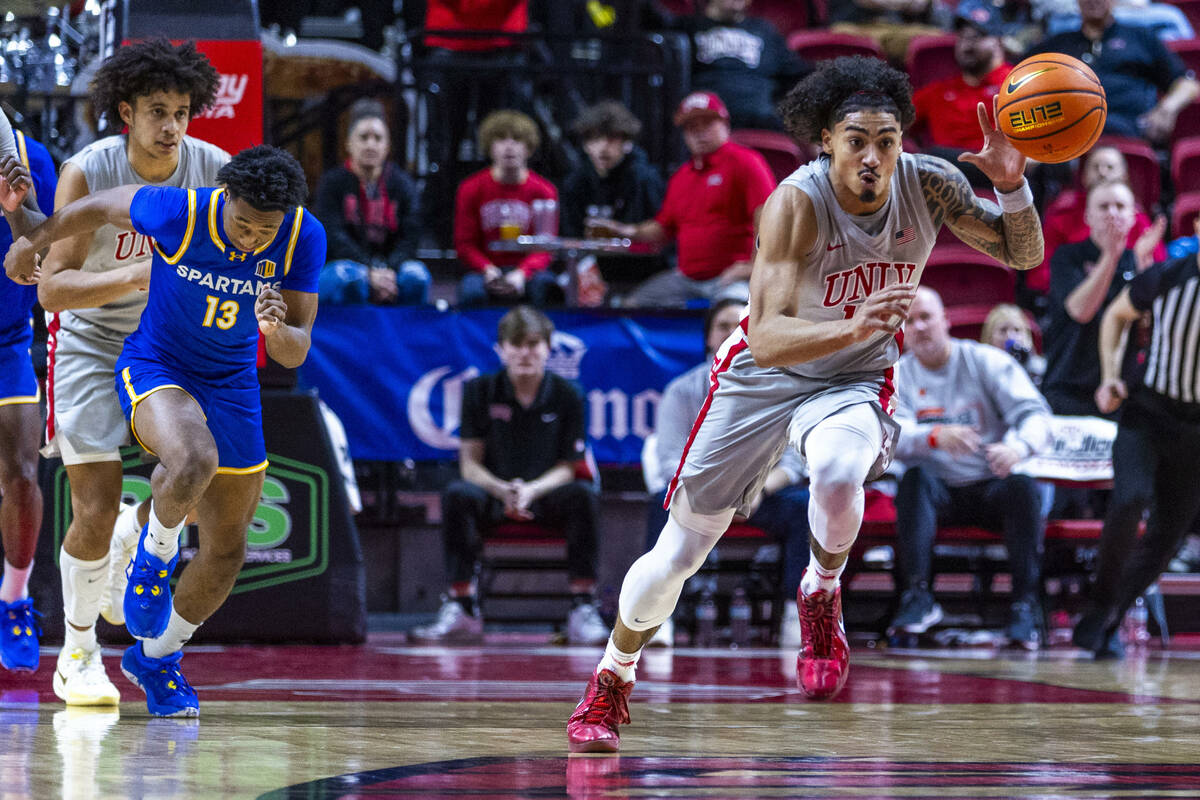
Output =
[
  {"x1": 809, "y1": 474, "x2": 860, "y2": 516},
  {"x1": 68, "y1": 492, "x2": 120, "y2": 542},
  {"x1": 170, "y1": 446, "x2": 220, "y2": 490}
]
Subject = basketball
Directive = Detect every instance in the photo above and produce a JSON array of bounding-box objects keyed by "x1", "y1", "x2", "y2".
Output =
[{"x1": 996, "y1": 53, "x2": 1107, "y2": 164}]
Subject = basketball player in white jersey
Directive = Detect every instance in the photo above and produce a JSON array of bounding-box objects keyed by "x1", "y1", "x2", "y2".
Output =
[
  {"x1": 567, "y1": 56, "x2": 1044, "y2": 752},
  {"x1": 35, "y1": 40, "x2": 228, "y2": 705}
]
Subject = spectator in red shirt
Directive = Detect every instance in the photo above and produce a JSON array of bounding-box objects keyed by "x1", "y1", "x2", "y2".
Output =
[
  {"x1": 1028, "y1": 145, "x2": 1166, "y2": 297},
  {"x1": 455, "y1": 110, "x2": 561, "y2": 307},
  {"x1": 589, "y1": 91, "x2": 776, "y2": 307},
  {"x1": 911, "y1": 1, "x2": 1013, "y2": 187}
]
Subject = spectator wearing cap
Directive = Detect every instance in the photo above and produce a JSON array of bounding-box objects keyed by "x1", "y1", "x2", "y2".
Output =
[
  {"x1": 1028, "y1": 0, "x2": 1199, "y2": 143},
  {"x1": 910, "y1": 1, "x2": 1013, "y2": 187},
  {"x1": 676, "y1": 0, "x2": 812, "y2": 131},
  {"x1": 587, "y1": 91, "x2": 776, "y2": 308}
]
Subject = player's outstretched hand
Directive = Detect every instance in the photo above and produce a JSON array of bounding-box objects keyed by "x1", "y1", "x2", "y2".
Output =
[
  {"x1": 3, "y1": 236, "x2": 39, "y2": 285},
  {"x1": 958, "y1": 97, "x2": 1027, "y2": 193},
  {"x1": 851, "y1": 283, "x2": 916, "y2": 339},
  {"x1": 256, "y1": 286, "x2": 287, "y2": 335},
  {"x1": 0, "y1": 155, "x2": 31, "y2": 214}
]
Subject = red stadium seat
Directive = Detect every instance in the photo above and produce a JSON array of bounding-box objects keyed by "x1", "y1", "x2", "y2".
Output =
[
  {"x1": 787, "y1": 30, "x2": 886, "y2": 62},
  {"x1": 1171, "y1": 190, "x2": 1200, "y2": 238},
  {"x1": 730, "y1": 128, "x2": 813, "y2": 182},
  {"x1": 1171, "y1": 136, "x2": 1200, "y2": 195},
  {"x1": 905, "y1": 34, "x2": 958, "y2": 91},
  {"x1": 922, "y1": 247, "x2": 1016, "y2": 307},
  {"x1": 1095, "y1": 136, "x2": 1161, "y2": 212},
  {"x1": 1170, "y1": 100, "x2": 1200, "y2": 149},
  {"x1": 1168, "y1": 37, "x2": 1200, "y2": 77},
  {"x1": 749, "y1": 0, "x2": 812, "y2": 38}
]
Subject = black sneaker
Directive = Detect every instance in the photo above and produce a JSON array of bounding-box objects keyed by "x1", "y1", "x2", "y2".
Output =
[
  {"x1": 888, "y1": 586, "x2": 944, "y2": 635},
  {"x1": 1072, "y1": 606, "x2": 1121, "y2": 657},
  {"x1": 1006, "y1": 600, "x2": 1042, "y2": 651}
]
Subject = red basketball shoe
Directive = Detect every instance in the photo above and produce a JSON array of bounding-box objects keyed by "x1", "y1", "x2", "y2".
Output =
[
  {"x1": 796, "y1": 584, "x2": 849, "y2": 700},
  {"x1": 566, "y1": 669, "x2": 633, "y2": 753}
]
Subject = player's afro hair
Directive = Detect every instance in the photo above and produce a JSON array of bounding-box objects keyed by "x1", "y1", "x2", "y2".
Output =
[
  {"x1": 217, "y1": 146, "x2": 309, "y2": 212},
  {"x1": 91, "y1": 39, "x2": 219, "y2": 127},
  {"x1": 778, "y1": 56, "x2": 915, "y2": 145}
]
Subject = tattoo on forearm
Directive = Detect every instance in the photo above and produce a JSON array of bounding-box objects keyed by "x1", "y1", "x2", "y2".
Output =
[{"x1": 916, "y1": 154, "x2": 1044, "y2": 271}]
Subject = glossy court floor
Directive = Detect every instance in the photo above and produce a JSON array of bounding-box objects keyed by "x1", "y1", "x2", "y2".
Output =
[{"x1": 3, "y1": 633, "x2": 1200, "y2": 799}]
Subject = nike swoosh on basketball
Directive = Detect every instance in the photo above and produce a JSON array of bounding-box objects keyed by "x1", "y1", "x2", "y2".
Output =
[
  {"x1": 826, "y1": 242, "x2": 845, "y2": 251},
  {"x1": 1006, "y1": 68, "x2": 1053, "y2": 94}
]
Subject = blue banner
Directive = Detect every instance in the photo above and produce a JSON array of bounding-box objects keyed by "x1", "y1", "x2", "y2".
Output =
[{"x1": 298, "y1": 307, "x2": 704, "y2": 463}]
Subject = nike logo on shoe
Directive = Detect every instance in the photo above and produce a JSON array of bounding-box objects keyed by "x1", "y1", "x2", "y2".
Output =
[{"x1": 826, "y1": 242, "x2": 845, "y2": 251}]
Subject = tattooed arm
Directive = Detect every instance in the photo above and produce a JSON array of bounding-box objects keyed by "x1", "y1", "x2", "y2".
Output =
[{"x1": 917, "y1": 153, "x2": 1043, "y2": 271}]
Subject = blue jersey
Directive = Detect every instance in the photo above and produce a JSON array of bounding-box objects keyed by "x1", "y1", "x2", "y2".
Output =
[
  {"x1": 125, "y1": 185, "x2": 324, "y2": 381},
  {"x1": 0, "y1": 131, "x2": 57, "y2": 343}
]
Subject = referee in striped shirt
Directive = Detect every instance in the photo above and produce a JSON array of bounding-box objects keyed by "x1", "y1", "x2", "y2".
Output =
[{"x1": 1073, "y1": 252, "x2": 1200, "y2": 657}]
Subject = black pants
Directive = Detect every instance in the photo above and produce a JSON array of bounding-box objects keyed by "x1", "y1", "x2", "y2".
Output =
[
  {"x1": 895, "y1": 467, "x2": 1045, "y2": 603},
  {"x1": 441, "y1": 479, "x2": 599, "y2": 584},
  {"x1": 1090, "y1": 398, "x2": 1200, "y2": 618}
]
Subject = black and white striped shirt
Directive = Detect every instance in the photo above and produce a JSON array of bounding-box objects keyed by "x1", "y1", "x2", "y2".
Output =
[{"x1": 1130, "y1": 256, "x2": 1200, "y2": 405}]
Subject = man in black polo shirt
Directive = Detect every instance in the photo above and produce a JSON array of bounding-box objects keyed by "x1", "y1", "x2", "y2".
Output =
[
  {"x1": 1073, "y1": 250, "x2": 1200, "y2": 658},
  {"x1": 412, "y1": 306, "x2": 606, "y2": 645},
  {"x1": 1028, "y1": 0, "x2": 1198, "y2": 143}
]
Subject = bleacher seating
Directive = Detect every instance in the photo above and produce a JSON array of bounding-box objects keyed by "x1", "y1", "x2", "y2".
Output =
[
  {"x1": 786, "y1": 30, "x2": 886, "y2": 62},
  {"x1": 921, "y1": 251, "x2": 1016, "y2": 308},
  {"x1": 1096, "y1": 136, "x2": 1162, "y2": 212},
  {"x1": 1171, "y1": 190, "x2": 1200, "y2": 238},
  {"x1": 905, "y1": 33, "x2": 958, "y2": 91},
  {"x1": 1171, "y1": 137, "x2": 1200, "y2": 195},
  {"x1": 731, "y1": 128, "x2": 812, "y2": 182},
  {"x1": 750, "y1": 0, "x2": 817, "y2": 38}
]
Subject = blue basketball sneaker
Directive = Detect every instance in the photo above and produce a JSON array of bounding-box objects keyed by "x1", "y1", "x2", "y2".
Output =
[
  {"x1": 0, "y1": 598, "x2": 41, "y2": 672},
  {"x1": 121, "y1": 642, "x2": 198, "y2": 717},
  {"x1": 123, "y1": 524, "x2": 178, "y2": 640}
]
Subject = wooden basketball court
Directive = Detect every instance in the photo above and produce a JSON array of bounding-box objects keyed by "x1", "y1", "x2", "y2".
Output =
[{"x1": 4, "y1": 633, "x2": 1200, "y2": 798}]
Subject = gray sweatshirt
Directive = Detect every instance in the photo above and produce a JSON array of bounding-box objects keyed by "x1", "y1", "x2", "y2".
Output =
[
  {"x1": 653, "y1": 361, "x2": 805, "y2": 491},
  {"x1": 895, "y1": 339, "x2": 1053, "y2": 486}
]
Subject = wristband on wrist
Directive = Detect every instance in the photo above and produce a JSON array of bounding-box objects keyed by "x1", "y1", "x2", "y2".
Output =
[
  {"x1": 996, "y1": 178, "x2": 1033, "y2": 213},
  {"x1": 928, "y1": 425, "x2": 942, "y2": 449}
]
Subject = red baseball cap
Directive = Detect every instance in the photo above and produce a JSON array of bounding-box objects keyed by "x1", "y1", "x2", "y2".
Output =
[{"x1": 674, "y1": 91, "x2": 730, "y2": 126}]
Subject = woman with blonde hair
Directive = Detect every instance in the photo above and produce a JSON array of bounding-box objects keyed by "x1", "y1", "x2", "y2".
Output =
[{"x1": 981, "y1": 303, "x2": 1045, "y2": 385}]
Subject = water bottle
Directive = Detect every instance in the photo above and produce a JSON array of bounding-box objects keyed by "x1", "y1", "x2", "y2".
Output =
[
  {"x1": 694, "y1": 591, "x2": 717, "y2": 648},
  {"x1": 1120, "y1": 597, "x2": 1150, "y2": 649},
  {"x1": 729, "y1": 587, "x2": 751, "y2": 649}
]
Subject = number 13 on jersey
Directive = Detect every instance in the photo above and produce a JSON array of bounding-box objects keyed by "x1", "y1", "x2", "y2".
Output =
[{"x1": 202, "y1": 295, "x2": 239, "y2": 329}]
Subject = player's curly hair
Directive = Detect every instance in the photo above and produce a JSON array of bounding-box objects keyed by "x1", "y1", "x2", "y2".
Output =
[
  {"x1": 778, "y1": 56, "x2": 915, "y2": 145},
  {"x1": 91, "y1": 39, "x2": 219, "y2": 127},
  {"x1": 217, "y1": 146, "x2": 309, "y2": 212}
]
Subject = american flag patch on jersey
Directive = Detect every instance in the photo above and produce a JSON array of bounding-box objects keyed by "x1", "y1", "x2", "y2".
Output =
[{"x1": 895, "y1": 226, "x2": 915, "y2": 245}]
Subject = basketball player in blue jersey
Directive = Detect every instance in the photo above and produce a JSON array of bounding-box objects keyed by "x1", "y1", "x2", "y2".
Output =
[
  {"x1": 567, "y1": 57, "x2": 1044, "y2": 752},
  {"x1": 0, "y1": 120, "x2": 56, "y2": 673},
  {"x1": 7, "y1": 145, "x2": 325, "y2": 715}
]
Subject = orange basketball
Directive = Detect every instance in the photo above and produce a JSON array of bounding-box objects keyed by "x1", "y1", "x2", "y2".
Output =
[{"x1": 996, "y1": 53, "x2": 1107, "y2": 164}]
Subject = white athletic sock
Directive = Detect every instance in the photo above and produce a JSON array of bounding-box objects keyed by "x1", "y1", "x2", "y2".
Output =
[
  {"x1": 800, "y1": 556, "x2": 845, "y2": 596},
  {"x1": 143, "y1": 608, "x2": 200, "y2": 660},
  {"x1": 146, "y1": 502, "x2": 184, "y2": 561},
  {"x1": 597, "y1": 637, "x2": 640, "y2": 683},
  {"x1": 0, "y1": 559, "x2": 32, "y2": 603},
  {"x1": 63, "y1": 619, "x2": 98, "y2": 653}
]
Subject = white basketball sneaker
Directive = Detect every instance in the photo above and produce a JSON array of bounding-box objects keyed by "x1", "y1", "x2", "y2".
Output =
[
  {"x1": 53, "y1": 647, "x2": 120, "y2": 706},
  {"x1": 99, "y1": 502, "x2": 141, "y2": 626}
]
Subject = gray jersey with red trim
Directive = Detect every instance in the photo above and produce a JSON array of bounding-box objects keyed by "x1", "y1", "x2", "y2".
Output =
[
  {"x1": 774, "y1": 152, "x2": 937, "y2": 380},
  {"x1": 56, "y1": 135, "x2": 229, "y2": 343}
]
